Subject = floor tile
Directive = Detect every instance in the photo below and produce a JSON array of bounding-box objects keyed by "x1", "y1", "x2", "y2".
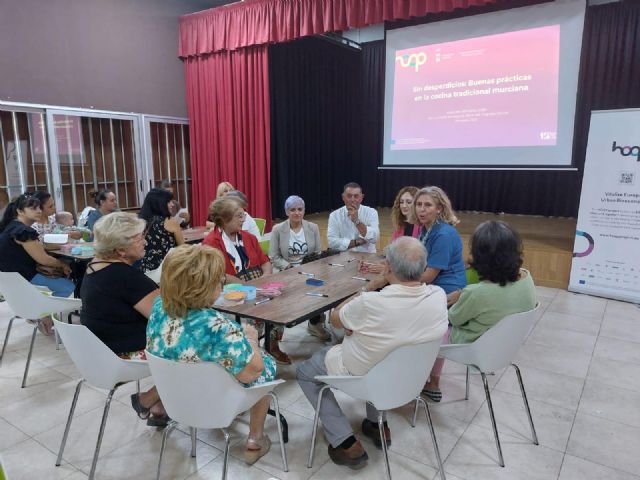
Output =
[
  {"x1": 185, "y1": 454, "x2": 276, "y2": 479},
  {"x1": 444, "y1": 424, "x2": 564, "y2": 480},
  {"x1": 514, "y1": 343, "x2": 592, "y2": 379},
  {"x1": 0, "y1": 438, "x2": 78, "y2": 480},
  {"x1": 526, "y1": 324, "x2": 597, "y2": 354},
  {"x1": 559, "y1": 454, "x2": 640, "y2": 480},
  {"x1": 0, "y1": 416, "x2": 29, "y2": 452},
  {"x1": 593, "y1": 336, "x2": 640, "y2": 365},
  {"x1": 88, "y1": 428, "x2": 220, "y2": 480},
  {"x1": 493, "y1": 365, "x2": 584, "y2": 411},
  {"x1": 535, "y1": 286, "x2": 559, "y2": 300},
  {"x1": 600, "y1": 310, "x2": 640, "y2": 344},
  {"x1": 567, "y1": 413, "x2": 640, "y2": 476},
  {"x1": 471, "y1": 389, "x2": 575, "y2": 453},
  {"x1": 547, "y1": 291, "x2": 607, "y2": 319},
  {"x1": 587, "y1": 356, "x2": 640, "y2": 394},
  {"x1": 535, "y1": 310, "x2": 603, "y2": 336},
  {"x1": 578, "y1": 379, "x2": 640, "y2": 428}
]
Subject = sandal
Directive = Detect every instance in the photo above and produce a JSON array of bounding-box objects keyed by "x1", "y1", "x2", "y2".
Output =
[
  {"x1": 422, "y1": 388, "x2": 442, "y2": 403},
  {"x1": 147, "y1": 413, "x2": 171, "y2": 428},
  {"x1": 130, "y1": 393, "x2": 152, "y2": 419},
  {"x1": 244, "y1": 435, "x2": 271, "y2": 465}
]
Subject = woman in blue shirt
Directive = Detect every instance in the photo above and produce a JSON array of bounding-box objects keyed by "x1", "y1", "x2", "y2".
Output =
[{"x1": 413, "y1": 186, "x2": 466, "y2": 401}]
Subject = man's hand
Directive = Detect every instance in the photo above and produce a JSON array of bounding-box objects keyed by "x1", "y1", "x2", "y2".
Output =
[
  {"x1": 347, "y1": 205, "x2": 358, "y2": 223},
  {"x1": 344, "y1": 329, "x2": 353, "y2": 336}
]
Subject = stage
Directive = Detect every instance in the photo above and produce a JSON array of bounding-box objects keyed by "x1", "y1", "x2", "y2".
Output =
[{"x1": 303, "y1": 209, "x2": 576, "y2": 290}]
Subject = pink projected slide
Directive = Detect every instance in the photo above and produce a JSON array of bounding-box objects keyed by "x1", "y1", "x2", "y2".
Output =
[{"x1": 391, "y1": 25, "x2": 560, "y2": 150}]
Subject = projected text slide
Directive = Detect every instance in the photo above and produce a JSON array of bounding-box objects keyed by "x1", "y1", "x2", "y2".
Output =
[{"x1": 390, "y1": 25, "x2": 560, "y2": 150}]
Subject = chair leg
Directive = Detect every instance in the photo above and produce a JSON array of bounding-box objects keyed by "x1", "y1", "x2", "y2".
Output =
[
  {"x1": 269, "y1": 392, "x2": 288, "y2": 472},
  {"x1": 21, "y1": 321, "x2": 39, "y2": 388},
  {"x1": 136, "y1": 380, "x2": 141, "y2": 395},
  {"x1": 512, "y1": 363, "x2": 538, "y2": 445},
  {"x1": 190, "y1": 427, "x2": 197, "y2": 457},
  {"x1": 307, "y1": 384, "x2": 330, "y2": 468},
  {"x1": 221, "y1": 428, "x2": 231, "y2": 480},
  {"x1": 417, "y1": 396, "x2": 446, "y2": 480},
  {"x1": 0, "y1": 317, "x2": 16, "y2": 366},
  {"x1": 481, "y1": 372, "x2": 504, "y2": 467},
  {"x1": 411, "y1": 398, "x2": 419, "y2": 428},
  {"x1": 156, "y1": 420, "x2": 178, "y2": 480},
  {"x1": 379, "y1": 412, "x2": 392, "y2": 480},
  {"x1": 88, "y1": 386, "x2": 119, "y2": 479},
  {"x1": 56, "y1": 379, "x2": 84, "y2": 466},
  {"x1": 465, "y1": 366, "x2": 470, "y2": 400}
]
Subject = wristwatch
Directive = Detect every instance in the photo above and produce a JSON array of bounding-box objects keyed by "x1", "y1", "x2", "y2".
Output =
[{"x1": 354, "y1": 219, "x2": 362, "y2": 226}]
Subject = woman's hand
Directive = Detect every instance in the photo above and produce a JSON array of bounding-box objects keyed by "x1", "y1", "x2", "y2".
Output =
[
  {"x1": 446, "y1": 289, "x2": 462, "y2": 306},
  {"x1": 243, "y1": 324, "x2": 259, "y2": 344}
]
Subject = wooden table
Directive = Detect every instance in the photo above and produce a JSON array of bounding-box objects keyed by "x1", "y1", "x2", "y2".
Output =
[
  {"x1": 183, "y1": 226, "x2": 208, "y2": 244},
  {"x1": 215, "y1": 251, "x2": 381, "y2": 337}
]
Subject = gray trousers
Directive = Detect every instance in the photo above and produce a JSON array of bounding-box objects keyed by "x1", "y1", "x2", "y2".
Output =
[{"x1": 296, "y1": 346, "x2": 385, "y2": 448}]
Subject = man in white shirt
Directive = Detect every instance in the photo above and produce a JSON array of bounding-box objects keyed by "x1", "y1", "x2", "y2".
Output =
[
  {"x1": 327, "y1": 182, "x2": 379, "y2": 253},
  {"x1": 296, "y1": 237, "x2": 448, "y2": 470}
]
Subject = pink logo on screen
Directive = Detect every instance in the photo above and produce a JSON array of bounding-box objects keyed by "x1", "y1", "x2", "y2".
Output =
[{"x1": 395, "y1": 52, "x2": 427, "y2": 72}]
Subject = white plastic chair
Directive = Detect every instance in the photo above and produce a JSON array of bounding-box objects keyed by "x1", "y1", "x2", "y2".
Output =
[
  {"x1": 0, "y1": 272, "x2": 81, "y2": 387},
  {"x1": 308, "y1": 340, "x2": 446, "y2": 480},
  {"x1": 436, "y1": 304, "x2": 540, "y2": 467},
  {"x1": 146, "y1": 351, "x2": 288, "y2": 480},
  {"x1": 145, "y1": 264, "x2": 162, "y2": 285},
  {"x1": 53, "y1": 319, "x2": 150, "y2": 480}
]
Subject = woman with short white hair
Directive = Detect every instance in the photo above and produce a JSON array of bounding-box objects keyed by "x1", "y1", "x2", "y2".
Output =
[{"x1": 80, "y1": 212, "x2": 167, "y2": 427}]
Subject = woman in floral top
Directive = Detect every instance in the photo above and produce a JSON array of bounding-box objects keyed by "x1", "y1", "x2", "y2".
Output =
[{"x1": 147, "y1": 244, "x2": 276, "y2": 464}]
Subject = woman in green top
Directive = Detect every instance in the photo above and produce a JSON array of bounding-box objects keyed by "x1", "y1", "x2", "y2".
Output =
[{"x1": 423, "y1": 220, "x2": 536, "y2": 402}]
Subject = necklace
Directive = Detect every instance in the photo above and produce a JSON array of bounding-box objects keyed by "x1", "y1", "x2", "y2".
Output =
[{"x1": 420, "y1": 220, "x2": 438, "y2": 243}]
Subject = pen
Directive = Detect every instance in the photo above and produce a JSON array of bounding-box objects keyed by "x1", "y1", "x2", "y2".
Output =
[
  {"x1": 328, "y1": 263, "x2": 345, "y2": 267},
  {"x1": 298, "y1": 271, "x2": 315, "y2": 277},
  {"x1": 351, "y1": 276, "x2": 370, "y2": 282},
  {"x1": 255, "y1": 298, "x2": 271, "y2": 305},
  {"x1": 346, "y1": 258, "x2": 357, "y2": 263},
  {"x1": 305, "y1": 292, "x2": 329, "y2": 297}
]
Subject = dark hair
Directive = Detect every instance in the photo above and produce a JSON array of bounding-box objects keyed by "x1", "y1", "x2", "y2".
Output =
[
  {"x1": 89, "y1": 188, "x2": 112, "y2": 207},
  {"x1": 0, "y1": 193, "x2": 41, "y2": 232},
  {"x1": 470, "y1": 221, "x2": 523, "y2": 286},
  {"x1": 343, "y1": 182, "x2": 362, "y2": 193},
  {"x1": 139, "y1": 188, "x2": 173, "y2": 222},
  {"x1": 32, "y1": 191, "x2": 52, "y2": 205}
]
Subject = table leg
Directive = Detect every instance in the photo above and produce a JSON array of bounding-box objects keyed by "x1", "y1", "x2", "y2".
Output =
[{"x1": 264, "y1": 323, "x2": 273, "y2": 352}]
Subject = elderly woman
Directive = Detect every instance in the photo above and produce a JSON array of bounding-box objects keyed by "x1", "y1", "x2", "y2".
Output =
[
  {"x1": 138, "y1": 188, "x2": 184, "y2": 272},
  {"x1": 79, "y1": 212, "x2": 167, "y2": 426},
  {"x1": 424, "y1": 220, "x2": 536, "y2": 401},
  {"x1": 269, "y1": 195, "x2": 329, "y2": 340},
  {"x1": 147, "y1": 244, "x2": 276, "y2": 464},
  {"x1": 86, "y1": 189, "x2": 117, "y2": 231},
  {"x1": 391, "y1": 186, "x2": 420, "y2": 240},
  {"x1": 203, "y1": 197, "x2": 290, "y2": 364},
  {"x1": 216, "y1": 181, "x2": 234, "y2": 198},
  {"x1": 0, "y1": 194, "x2": 75, "y2": 333}
]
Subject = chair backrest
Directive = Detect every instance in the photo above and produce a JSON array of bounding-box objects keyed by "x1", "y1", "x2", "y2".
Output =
[
  {"x1": 259, "y1": 239, "x2": 270, "y2": 255},
  {"x1": 254, "y1": 218, "x2": 266, "y2": 236},
  {"x1": 146, "y1": 352, "x2": 261, "y2": 429},
  {"x1": 0, "y1": 272, "x2": 74, "y2": 319},
  {"x1": 462, "y1": 303, "x2": 539, "y2": 372},
  {"x1": 53, "y1": 320, "x2": 149, "y2": 388},
  {"x1": 345, "y1": 339, "x2": 441, "y2": 411}
]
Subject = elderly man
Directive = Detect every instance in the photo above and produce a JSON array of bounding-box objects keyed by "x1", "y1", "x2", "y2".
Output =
[
  {"x1": 328, "y1": 182, "x2": 379, "y2": 253},
  {"x1": 296, "y1": 237, "x2": 448, "y2": 469}
]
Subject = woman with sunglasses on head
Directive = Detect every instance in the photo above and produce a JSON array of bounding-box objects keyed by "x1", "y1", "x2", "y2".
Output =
[{"x1": 0, "y1": 194, "x2": 75, "y2": 332}]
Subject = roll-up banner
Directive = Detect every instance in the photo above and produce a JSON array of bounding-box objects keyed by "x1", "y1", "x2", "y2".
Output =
[{"x1": 569, "y1": 109, "x2": 640, "y2": 303}]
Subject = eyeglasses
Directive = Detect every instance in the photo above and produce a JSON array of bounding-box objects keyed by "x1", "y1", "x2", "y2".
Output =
[{"x1": 234, "y1": 212, "x2": 247, "y2": 220}]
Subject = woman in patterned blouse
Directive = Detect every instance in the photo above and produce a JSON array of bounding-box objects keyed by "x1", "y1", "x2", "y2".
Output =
[
  {"x1": 147, "y1": 244, "x2": 276, "y2": 464},
  {"x1": 138, "y1": 188, "x2": 184, "y2": 272}
]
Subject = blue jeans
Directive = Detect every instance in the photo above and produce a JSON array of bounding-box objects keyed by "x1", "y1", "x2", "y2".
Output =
[{"x1": 31, "y1": 274, "x2": 75, "y2": 298}]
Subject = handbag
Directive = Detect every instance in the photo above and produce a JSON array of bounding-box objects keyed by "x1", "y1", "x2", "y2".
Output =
[{"x1": 36, "y1": 264, "x2": 66, "y2": 278}]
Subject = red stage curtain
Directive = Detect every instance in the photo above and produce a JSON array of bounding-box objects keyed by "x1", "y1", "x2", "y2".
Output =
[
  {"x1": 183, "y1": 45, "x2": 272, "y2": 227},
  {"x1": 179, "y1": 0, "x2": 498, "y2": 57}
]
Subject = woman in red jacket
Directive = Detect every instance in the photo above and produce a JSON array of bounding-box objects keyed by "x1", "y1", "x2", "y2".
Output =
[{"x1": 203, "y1": 197, "x2": 290, "y2": 365}]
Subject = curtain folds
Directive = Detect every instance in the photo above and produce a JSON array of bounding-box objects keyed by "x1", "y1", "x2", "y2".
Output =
[
  {"x1": 183, "y1": 45, "x2": 272, "y2": 226},
  {"x1": 179, "y1": 0, "x2": 498, "y2": 57}
]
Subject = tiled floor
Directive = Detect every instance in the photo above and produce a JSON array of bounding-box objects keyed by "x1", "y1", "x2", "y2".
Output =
[{"x1": 1, "y1": 287, "x2": 639, "y2": 480}]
